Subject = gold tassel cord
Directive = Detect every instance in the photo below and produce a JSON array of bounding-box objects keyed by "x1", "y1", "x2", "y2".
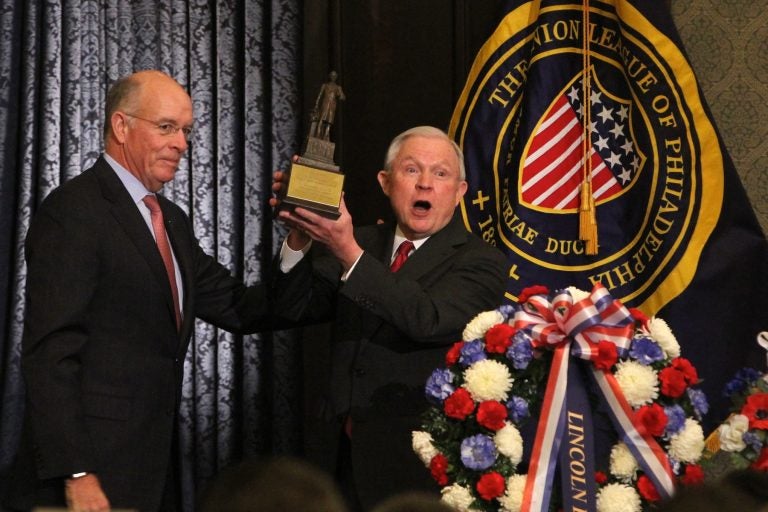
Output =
[
  {"x1": 579, "y1": 182, "x2": 598, "y2": 255},
  {"x1": 579, "y1": 0, "x2": 599, "y2": 255}
]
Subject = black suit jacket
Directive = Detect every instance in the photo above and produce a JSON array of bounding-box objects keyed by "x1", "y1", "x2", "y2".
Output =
[
  {"x1": 6, "y1": 157, "x2": 273, "y2": 512},
  {"x1": 276, "y1": 216, "x2": 508, "y2": 509}
]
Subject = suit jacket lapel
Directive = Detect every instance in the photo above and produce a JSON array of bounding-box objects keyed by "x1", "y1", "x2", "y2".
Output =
[
  {"x1": 354, "y1": 219, "x2": 466, "y2": 339},
  {"x1": 369, "y1": 225, "x2": 395, "y2": 266},
  {"x1": 396, "y1": 216, "x2": 466, "y2": 281},
  {"x1": 94, "y1": 158, "x2": 182, "y2": 339},
  {"x1": 358, "y1": 217, "x2": 467, "y2": 283}
]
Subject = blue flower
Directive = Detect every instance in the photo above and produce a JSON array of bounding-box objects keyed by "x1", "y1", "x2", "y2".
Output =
[
  {"x1": 425, "y1": 368, "x2": 455, "y2": 404},
  {"x1": 497, "y1": 304, "x2": 517, "y2": 321},
  {"x1": 460, "y1": 434, "x2": 497, "y2": 470},
  {"x1": 664, "y1": 404, "x2": 686, "y2": 436},
  {"x1": 506, "y1": 331, "x2": 533, "y2": 370},
  {"x1": 686, "y1": 388, "x2": 709, "y2": 420},
  {"x1": 735, "y1": 367, "x2": 762, "y2": 383},
  {"x1": 506, "y1": 396, "x2": 529, "y2": 423},
  {"x1": 743, "y1": 431, "x2": 763, "y2": 452},
  {"x1": 459, "y1": 340, "x2": 487, "y2": 366},
  {"x1": 723, "y1": 368, "x2": 762, "y2": 398},
  {"x1": 628, "y1": 336, "x2": 664, "y2": 365},
  {"x1": 724, "y1": 379, "x2": 747, "y2": 398}
]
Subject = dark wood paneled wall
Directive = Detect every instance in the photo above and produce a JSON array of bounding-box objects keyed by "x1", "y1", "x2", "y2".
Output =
[{"x1": 302, "y1": 1, "x2": 504, "y2": 225}]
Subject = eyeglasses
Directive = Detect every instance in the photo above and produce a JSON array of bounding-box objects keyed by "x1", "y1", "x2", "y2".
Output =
[{"x1": 123, "y1": 113, "x2": 193, "y2": 139}]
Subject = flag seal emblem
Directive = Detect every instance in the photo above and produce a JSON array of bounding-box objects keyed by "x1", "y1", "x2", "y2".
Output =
[{"x1": 452, "y1": 0, "x2": 723, "y2": 313}]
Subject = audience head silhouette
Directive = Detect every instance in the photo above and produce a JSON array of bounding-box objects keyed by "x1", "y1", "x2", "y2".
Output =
[
  {"x1": 370, "y1": 491, "x2": 454, "y2": 512},
  {"x1": 198, "y1": 456, "x2": 348, "y2": 512},
  {"x1": 657, "y1": 469, "x2": 768, "y2": 512}
]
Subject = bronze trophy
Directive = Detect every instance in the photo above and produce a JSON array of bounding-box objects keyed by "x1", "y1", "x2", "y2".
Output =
[{"x1": 278, "y1": 71, "x2": 345, "y2": 219}]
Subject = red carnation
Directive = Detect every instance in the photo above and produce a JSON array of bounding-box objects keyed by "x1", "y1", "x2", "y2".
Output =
[
  {"x1": 594, "y1": 471, "x2": 608, "y2": 484},
  {"x1": 477, "y1": 401, "x2": 508, "y2": 431},
  {"x1": 635, "y1": 403, "x2": 668, "y2": 437},
  {"x1": 476, "y1": 471, "x2": 506, "y2": 500},
  {"x1": 750, "y1": 446, "x2": 768, "y2": 471},
  {"x1": 679, "y1": 464, "x2": 705, "y2": 486},
  {"x1": 429, "y1": 453, "x2": 449, "y2": 485},
  {"x1": 671, "y1": 358, "x2": 699, "y2": 385},
  {"x1": 742, "y1": 393, "x2": 768, "y2": 430},
  {"x1": 637, "y1": 474, "x2": 661, "y2": 502},
  {"x1": 628, "y1": 307, "x2": 649, "y2": 328},
  {"x1": 445, "y1": 341, "x2": 464, "y2": 366},
  {"x1": 592, "y1": 340, "x2": 618, "y2": 371},
  {"x1": 485, "y1": 324, "x2": 515, "y2": 354},
  {"x1": 518, "y1": 285, "x2": 549, "y2": 304},
  {"x1": 659, "y1": 366, "x2": 688, "y2": 398},
  {"x1": 444, "y1": 388, "x2": 475, "y2": 420}
]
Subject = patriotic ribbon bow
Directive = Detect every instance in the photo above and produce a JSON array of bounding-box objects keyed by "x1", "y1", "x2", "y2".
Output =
[
  {"x1": 515, "y1": 283, "x2": 634, "y2": 362},
  {"x1": 514, "y1": 283, "x2": 675, "y2": 512}
]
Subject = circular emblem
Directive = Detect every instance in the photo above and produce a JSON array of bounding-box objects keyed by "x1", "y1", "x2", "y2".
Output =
[{"x1": 451, "y1": 1, "x2": 722, "y2": 313}]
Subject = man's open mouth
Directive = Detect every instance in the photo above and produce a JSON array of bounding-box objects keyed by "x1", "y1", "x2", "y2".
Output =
[{"x1": 413, "y1": 200, "x2": 432, "y2": 211}]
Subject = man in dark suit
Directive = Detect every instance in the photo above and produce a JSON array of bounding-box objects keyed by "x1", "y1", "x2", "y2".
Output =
[
  {"x1": 271, "y1": 126, "x2": 508, "y2": 510},
  {"x1": 5, "y1": 70, "x2": 276, "y2": 512}
]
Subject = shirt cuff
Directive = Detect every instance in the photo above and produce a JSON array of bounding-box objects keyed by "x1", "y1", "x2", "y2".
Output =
[
  {"x1": 340, "y1": 251, "x2": 365, "y2": 282},
  {"x1": 279, "y1": 237, "x2": 312, "y2": 273}
]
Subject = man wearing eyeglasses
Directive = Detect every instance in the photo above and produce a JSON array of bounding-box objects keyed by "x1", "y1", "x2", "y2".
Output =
[{"x1": 4, "y1": 70, "x2": 278, "y2": 512}]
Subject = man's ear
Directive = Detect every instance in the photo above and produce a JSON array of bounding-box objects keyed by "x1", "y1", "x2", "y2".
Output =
[
  {"x1": 111, "y1": 112, "x2": 129, "y2": 144},
  {"x1": 377, "y1": 170, "x2": 391, "y2": 196},
  {"x1": 455, "y1": 180, "x2": 468, "y2": 205}
]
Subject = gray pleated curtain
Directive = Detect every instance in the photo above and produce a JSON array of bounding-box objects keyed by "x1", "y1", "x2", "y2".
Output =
[{"x1": 0, "y1": 1, "x2": 303, "y2": 509}]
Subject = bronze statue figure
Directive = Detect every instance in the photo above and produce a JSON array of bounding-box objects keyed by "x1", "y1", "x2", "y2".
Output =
[{"x1": 311, "y1": 71, "x2": 345, "y2": 140}]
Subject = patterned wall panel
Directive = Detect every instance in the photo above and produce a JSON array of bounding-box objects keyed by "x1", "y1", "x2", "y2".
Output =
[{"x1": 672, "y1": 0, "x2": 768, "y2": 233}]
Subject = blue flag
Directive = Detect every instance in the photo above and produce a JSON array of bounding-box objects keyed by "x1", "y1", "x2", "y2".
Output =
[{"x1": 451, "y1": 0, "x2": 768, "y2": 425}]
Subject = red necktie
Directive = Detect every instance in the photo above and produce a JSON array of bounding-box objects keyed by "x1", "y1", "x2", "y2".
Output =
[
  {"x1": 390, "y1": 240, "x2": 414, "y2": 272},
  {"x1": 143, "y1": 195, "x2": 182, "y2": 331}
]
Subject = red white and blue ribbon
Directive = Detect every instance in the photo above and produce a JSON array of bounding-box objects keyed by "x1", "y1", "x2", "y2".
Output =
[{"x1": 514, "y1": 283, "x2": 675, "y2": 512}]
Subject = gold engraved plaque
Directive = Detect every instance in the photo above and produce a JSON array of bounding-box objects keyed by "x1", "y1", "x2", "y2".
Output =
[{"x1": 284, "y1": 163, "x2": 344, "y2": 215}]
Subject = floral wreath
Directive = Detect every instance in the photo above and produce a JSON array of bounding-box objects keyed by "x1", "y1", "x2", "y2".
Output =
[
  {"x1": 704, "y1": 332, "x2": 768, "y2": 474},
  {"x1": 412, "y1": 284, "x2": 708, "y2": 512}
]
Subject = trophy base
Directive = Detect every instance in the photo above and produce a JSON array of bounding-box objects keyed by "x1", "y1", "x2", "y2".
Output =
[
  {"x1": 303, "y1": 136, "x2": 338, "y2": 166},
  {"x1": 276, "y1": 153, "x2": 344, "y2": 219}
]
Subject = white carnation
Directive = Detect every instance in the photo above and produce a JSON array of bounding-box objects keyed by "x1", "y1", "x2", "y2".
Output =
[
  {"x1": 463, "y1": 310, "x2": 505, "y2": 341},
  {"x1": 668, "y1": 418, "x2": 705, "y2": 463},
  {"x1": 567, "y1": 286, "x2": 590, "y2": 302},
  {"x1": 411, "y1": 431, "x2": 438, "y2": 466},
  {"x1": 498, "y1": 474, "x2": 527, "y2": 512},
  {"x1": 463, "y1": 359, "x2": 514, "y2": 402},
  {"x1": 440, "y1": 483, "x2": 476, "y2": 511},
  {"x1": 609, "y1": 442, "x2": 638, "y2": 482},
  {"x1": 718, "y1": 414, "x2": 749, "y2": 452},
  {"x1": 647, "y1": 317, "x2": 680, "y2": 358},
  {"x1": 596, "y1": 483, "x2": 642, "y2": 512},
  {"x1": 614, "y1": 360, "x2": 659, "y2": 407},
  {"x1": 494, "y1": 423, "x2": 524, "y2": 466}
]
